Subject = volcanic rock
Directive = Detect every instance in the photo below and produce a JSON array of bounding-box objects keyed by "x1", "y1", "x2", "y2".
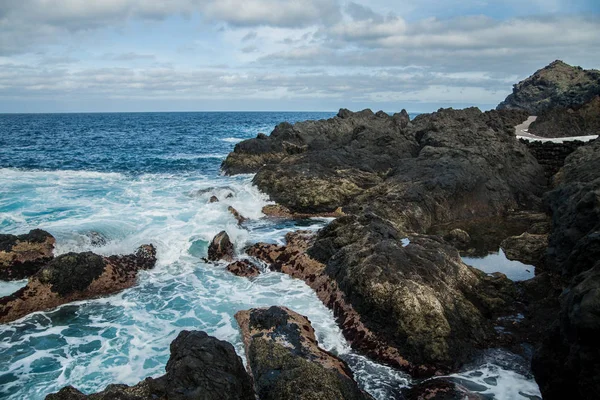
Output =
[
  {"x1": 228, "y1": 206, "x2": 247, "y2": 225},
  {"x1": 46, "y1": 330, "x2": 254, "y2": 400},
  {"x1": 226, "y1": 260, "x2": 260, "y2": 278},
  {"x1": 207, "y1": 231, "x2": 234, "y2": 262},
  {"x1": 247, "y1": 215, "x2": 515, "y2": 375},
  {"x1": 209, "y1": 195, "x2": 219, "y2": 203},
  {"x1": 528, "y1": 95, "x2": 600, "y2": 138},
  {"x1": 532, "y1": 138, "x2": 600, "y2": 399},
  {"x1": 497, "y1": 60, "x2": 600, "y2": 114},
  {"x1": 500, "y1": 232, "x2": 548, "y2": 267},
  {"x1": 0, "y1": 229, "x2": 55, "y2": 280},
  {"x1": 225, "y1": 107, "x2": 544, "y2": 232},
  {"x1": 0, "y1": 245, "x2": 156, "y2": 323},
  {"x1": 235, "y1": 306, "x2": 373, "y2": 400}
]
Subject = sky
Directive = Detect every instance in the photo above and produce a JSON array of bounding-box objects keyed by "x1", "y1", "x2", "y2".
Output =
[{"x1": 0, "y1": 0, "x2": 599, "y2": 113}]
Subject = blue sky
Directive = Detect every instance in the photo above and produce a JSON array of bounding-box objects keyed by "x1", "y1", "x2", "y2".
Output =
[{"x1": 0, "y1": 0, "x2": 598, "y2": 113}]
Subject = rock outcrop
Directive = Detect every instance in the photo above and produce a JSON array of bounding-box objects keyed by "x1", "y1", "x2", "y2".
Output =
[
  {"x1": 235, "y1": 306, "x2": 373, "y2": 400},
  {"x1": 531, "y1": 139, "x2": 600, "y2": 399},
  {"x1": 0, "y1": 229, "x2": 55, "y2": 280},
  {"x1": 500, "y1": 232, "x2": 548, "y2": 267},
  {"x1": 247, "y1": 216, "x2": 515, "y2": 375},
  {"x1": 225, "y1": 107, "x2": 543, "y2": 232},
  {"x1": 207, "y1": 231, "x2": 234, "y2": 262},
  {"x1": 497, "y1": 60, "x2": 600, "y2": 114},
  {"x1": 0, "y1": 245, "x2": 156, "y2": 323},
  {"x1": 226, "y1": 260, "x2": 260, "y2": 278},
  {"x1": 228, "y1": 206, "x2": 247, "y2": 225},
  {"x1": 46, "y1": 330, "x2": 255, "y2": 400},
  {"x1": 528, "y1": 95, "x2": 600, "y2": 138}
]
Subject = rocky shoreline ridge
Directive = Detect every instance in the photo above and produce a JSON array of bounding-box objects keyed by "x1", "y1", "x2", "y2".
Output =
[{"x1": 1, "y1": 60, "x2": 598, "y2": 399}]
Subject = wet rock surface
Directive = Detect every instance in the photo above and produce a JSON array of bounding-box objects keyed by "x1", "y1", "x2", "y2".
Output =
[
  {"x1": 497, "y1": 60, "x2": 600, "y2": 114},
  {"x1": 500, "y1": 232, "x2": 548, "y2": 267},
  {"x1": 207, "y1": 231, "x2": 234, "y2": 262},
  {"x1": 0, "y1": 229, "x2": 55, "y2": 280},
  {"x1": 0, "y1": 245, "x2": 156, "y2": 323},
  {"x1": 46, "y1": 330, "x2": 255, "y2": 400},
  {"x1": 247, "y1": 216, "x2": 515, "y2": 375},
  {"x1": 226, "y1": 260, "x2": 260, "y2": 278},
  {"x1": 235, "y1": 306, "x2": 373, "y2": 400},
  {"x1": 404, "y1": 378, "x2": 485, "y2": 400}
]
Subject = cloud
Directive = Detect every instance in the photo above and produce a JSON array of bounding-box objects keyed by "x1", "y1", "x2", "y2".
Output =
[
  {"x1": 0, "y1": 0, "x2": 342, "y2": 55},
  {"x1": 203, "y1": 0, "x2": 341, "y2": 27}
]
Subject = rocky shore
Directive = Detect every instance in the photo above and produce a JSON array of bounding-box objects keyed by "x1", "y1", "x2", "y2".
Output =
[{"x1": 3, "y1": 60, "x2": 599, "y2": 399}]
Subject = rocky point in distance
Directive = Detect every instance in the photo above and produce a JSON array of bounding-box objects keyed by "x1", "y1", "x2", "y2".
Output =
[{"x1": 0, "y1": 60, "x2": 597, "y2": 399}]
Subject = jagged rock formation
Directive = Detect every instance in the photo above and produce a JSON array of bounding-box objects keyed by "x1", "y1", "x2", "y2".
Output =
[
  {"x1": 0, "y1": 229, "x2": 55, "y2": 280},
  {"x1": 226, "y1": 260, "x2": 260, "y2": 277},
  {"x1": 224, "y1": 107, "x2": 542, "y2": 232},
  {"x1": 528, "y1": 95, "x2": 600, "y2": 138},
  {"x1": 500, "y1": 232, "x2": 548, "y2": 267},
  {"x1": 46, "y1": 330, "x2": 255, "y2": 400},
  {"x1": 497, "y1": 60, "x2": 600, "y2": 114},
  {"x1": 207, "y1": 231, "x2": 234, "y2": 262},
  {"x1": 531, "y1": 139, "x2": 600, "y2": 399},
  {"x1": 246, "y1": 217, "x2": 515, "y2": 375},
  {"x1": 1, "y1": 245, "x2": 156, "y2": 323},
  {"x1": 235, "y1": 306, "x2": 373, "y2": 400}
]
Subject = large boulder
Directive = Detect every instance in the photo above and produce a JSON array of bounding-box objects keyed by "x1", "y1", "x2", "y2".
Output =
[
  {"x1": 235, "y1": 306, "x2": 373, "y2": 400},
  {"x1": 500, "y1": 232, "x2": 548, "y2": 267},
  {"x1": 46, "y1": 330, "x2": 255, "y2": 400},
  {"x1": 0, "y1": 245, "x2": 156, "y2": 323},
  {"x1": 247, "y1": 215, "x2": 515, "y2": 375},
  {"x1": 224, "y1": 107, "x2": 544, "y2": 232},
  {"x1": 0, "y1": 229, "x2": 55, "y2": 280},
  {"x1": 529, "y1": 95, "x2": 600, "y2": 138},
  {"x1": 497, "y1": 60, "x2": 600, "y2": 114},
  {"x1": 207, "y1": 231, "x2": 234, "y2": 262}
]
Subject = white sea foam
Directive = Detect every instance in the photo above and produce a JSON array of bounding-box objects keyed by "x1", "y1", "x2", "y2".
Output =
[
  {"x1": 0, "y1": 167, "x2": 539, "y2": 400},
  {"x1": 220, "y1": 137, "x2": 244, "y2": 143}
]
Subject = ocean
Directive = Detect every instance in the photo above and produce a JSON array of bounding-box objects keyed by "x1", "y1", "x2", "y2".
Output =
[{"x1": 0, "y1": 112, "x2": 540, "y2": 399}]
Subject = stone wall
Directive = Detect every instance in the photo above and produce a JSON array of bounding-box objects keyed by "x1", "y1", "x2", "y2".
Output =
[{"x1": 520, "y1": 139, "x2": 590, "y2": 180}]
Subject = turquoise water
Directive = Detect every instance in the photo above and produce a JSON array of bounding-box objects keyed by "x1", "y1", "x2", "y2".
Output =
[{"x1": 0, "y1": 112, "x2": 539, "y2": 399}]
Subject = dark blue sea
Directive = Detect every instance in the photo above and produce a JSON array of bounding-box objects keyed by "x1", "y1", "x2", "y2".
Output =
[{"x1": 0, "y1": 112, "x2": 540, "y2": 399}]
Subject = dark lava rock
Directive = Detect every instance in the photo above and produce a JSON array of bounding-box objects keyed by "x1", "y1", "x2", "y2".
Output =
[
  {"x1": 224, "y1": 107, "x2": 544, "y2": 232},
  {"x1": 404, "y1": 378, "x2": 485, "y2": 400},
  {"x1": 228, "y1": 206, "x2": 247, "y2": 225},
  {"x1": 46, "y1": 330, "x2": 255, "y2": 400},
  {"x1": 0, "y1": 245, "x2": 156, "y2": 323},
  {"x1": 209, "y1": 195, "x2": 219, "y2": 203},
  {"x1": 545, "y1": 139, "x2": 600, "y2": 277},
  {"x1": 308, "y1": 214, "x2": 515, "y2": 372},
  {"x1": 531, "y1": 139, "x2": 600, "y2": 399},
  {"x1": 444, "y1": 228, "x2": 471, "y2": 250},
  {"x1": 248, "y1": 216, "x2": 515, "y2": 375},
  {"x1": 497, "y1": 60, "x2": 600, "y2": 114},
  {"x1": 0, "y1": 229, "x2": 55, "y2": 280},
  {"x1": 226, "y1": 260, "x2": 260, "y2": 278},
  {"x1": 235, "y1": 306, "x2": 373, "y2": 400},
  {"x1": 500, "y1": 232, "x2": 548, "y2": 267},
  {"x1": 207, "y1": 231, "x2": 234, "y2": 262},
  {"x1": 529, "y1": 95, "x2": 600, "y2": 138}
]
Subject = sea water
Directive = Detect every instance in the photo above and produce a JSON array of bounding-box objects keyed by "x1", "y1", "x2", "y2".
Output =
[{"x1": 0, "y1": 112, "x2": 540, "y2": 399}]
